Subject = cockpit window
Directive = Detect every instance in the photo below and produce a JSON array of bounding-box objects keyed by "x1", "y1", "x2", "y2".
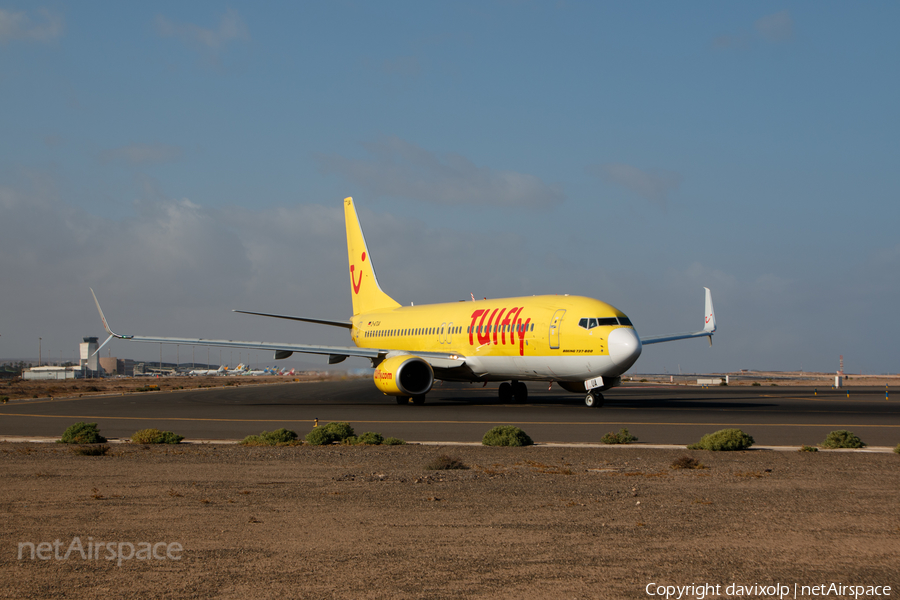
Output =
[{"x1": 578, "y1": 316, "x2": 633, "y2": 329}]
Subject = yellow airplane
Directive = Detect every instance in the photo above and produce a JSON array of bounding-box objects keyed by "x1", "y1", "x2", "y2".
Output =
[{"x1": 91, "y1": 197, "x2": 715, "y2": 407}]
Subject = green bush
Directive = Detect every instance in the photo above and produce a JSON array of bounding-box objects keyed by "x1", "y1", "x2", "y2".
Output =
[
  {"x1": 304, "y1": 428, "x2": 333, "y2": 446},
  {"x1": 352, "y1": 431, "x2": 385, "y2": 445},
  {"x1": 687, "y1": 428, "x2": 754, "y2": 451},
  {"x1": 60, "y1": 422, "x2": 107, "y2": 444},
  {"x1": 752, "y1": 382, "x2": 761, "y2": 386},
  {"x1": 131, "y1": 428, "x2": 184, "y2": 444},
  {"x1": 241, "y1": 428, "x2": 299, "y2": 446},
  {"x1": 383, "y1": 437, "x2": 406, "y2": 445},
  {"x1": 482, "y1": 425, "x2": 533, "y2": 447},
  {"x1": 426, "y1": 454, "x2": 468, "y2": 470},
  {"x1": 894, "y1": 444, "x2": 900, "y2": 454},
  {"x1": 821, "y1": 430, "x2": 866, "y2": 449},
  {"x1": 600, "y1": 428, "x2": 637, "y2": 445},
  {"x1": 305, "y1": 422, "x2": 355, "y2": 446},
  {"x1": 799, "y1": 445, "x2": 819, "y2": 452}
]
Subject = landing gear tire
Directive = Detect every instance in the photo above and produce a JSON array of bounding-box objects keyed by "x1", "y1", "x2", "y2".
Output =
[
  {"x1": 395, "y1": 397, "x2": 409, "y2": 405},
  {"x1": 498, "y1": 382, "x2": 513, "y2": 403},
  {"x1": 513, "y1": 381, "x2": 528, "y2": 404},
  {"x1": 411, "y1": 395, "x2": 426, "y2": 405},
  {"x1": 585, "y1": 391, "x2": 604, "y2": 408}
]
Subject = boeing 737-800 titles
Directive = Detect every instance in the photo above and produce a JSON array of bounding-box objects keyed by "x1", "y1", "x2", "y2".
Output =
[{"x1": 91, "y1": 197, "x2": 716, "y2": 407}]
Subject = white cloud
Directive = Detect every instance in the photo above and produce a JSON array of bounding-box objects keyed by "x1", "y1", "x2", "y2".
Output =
[
  {"x1": 0, "y1": 8, "x2": 63, "y2": 43},
  {"x1": 100, "y1": 143, "x2": 183, "y2": 166},
  {"x1": 155, "y1": 9, "x2": 249, "y2": 52},
  {"x1": 587, "y1": 162, "x2": 681, "y2": 209},
  {"x1": 315, "y1": 136, "x2": 564, "y2": 208},
  {"x1": 755, "y1": 11, "x2": 793, "y2": 43},
  {"x1": 3, "y1": 172, "x2": 897, "y2": 374}
]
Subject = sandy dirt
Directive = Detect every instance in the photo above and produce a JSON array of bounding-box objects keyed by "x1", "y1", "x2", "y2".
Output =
[
  {"x1": 1, "y1": 443, "x2": 898, "y2": 599},
  {"x1": 0, "y1": 373, "x2": 338, "y2": 401}
]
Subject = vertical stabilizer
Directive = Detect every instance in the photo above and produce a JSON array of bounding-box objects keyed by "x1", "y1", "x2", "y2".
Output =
[{"x1": 344, "y1": 197, "x2": 401, "y2": 315}]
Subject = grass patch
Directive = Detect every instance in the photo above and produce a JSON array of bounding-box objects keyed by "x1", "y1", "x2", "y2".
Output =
[
  {"x1": 426, "y1": 454, "x2": 469, "y2": 470},
  {"x1": 821, "y1": 430, "x2": 866, "y2": 449},
  {"x1": 73, "y1": 444, "x2": 110, "y2": 456},
  {"x1": 305, "y1": 422, "x2": 354, "y2": 446},
  {"x1": 241, "y1": 428, "x2": 299, "y2": 446},
  {"x1": 131, "y1": 428, "x2": 184, "y2": 444},
  {"x1": 600, "y1": 428, "x2": 637, "y2": 444},
  {"x1": 670, "y1": 455, "x2": 705, "y2": 469},
  {"x1": 383, "y1": 437, "x2": 406, "y2": 445},
  {"x1": 59, "y1": 422, "x2": 107, "y2": 444},
  {"x1": 799, "y1": 445, "x2": 818, "y2": 452},
  {"x1": 482, "y1": 425, "x2": 533, "y2": 447},
  {"x1": 687, "y1": 428, "x2": 754, "y2": 451},
  {"x1": 894, "y1": 444, "x2": 900, "y2": 454}
]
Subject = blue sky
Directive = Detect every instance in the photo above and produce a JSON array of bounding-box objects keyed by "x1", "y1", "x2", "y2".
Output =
[{"x1": 2, "y1": 2, "x2": 898, "y2": 375}]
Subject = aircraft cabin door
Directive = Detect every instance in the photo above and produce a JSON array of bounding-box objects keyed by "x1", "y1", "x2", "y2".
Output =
[{"x1": 549, "y1": 309, "x2": 565, "y2": 350}]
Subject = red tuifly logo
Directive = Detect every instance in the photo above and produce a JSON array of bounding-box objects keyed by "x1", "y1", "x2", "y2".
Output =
[{"x1": 350, "y1": 251, "x2": 366, "y2": 294}]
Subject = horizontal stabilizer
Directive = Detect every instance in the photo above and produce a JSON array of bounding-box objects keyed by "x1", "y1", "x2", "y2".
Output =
[{"x1": 233, "y1": 310, "x2": 352, "y2": 329}]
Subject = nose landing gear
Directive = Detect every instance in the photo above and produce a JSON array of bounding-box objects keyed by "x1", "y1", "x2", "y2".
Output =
[{"x1": 585, "y1": 390, "x2": 604, "y2": 407}]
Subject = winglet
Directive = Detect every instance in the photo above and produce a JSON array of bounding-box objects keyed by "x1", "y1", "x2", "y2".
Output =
[
  {"x1": 703, "y1": 287, "x2": 716, "y2": 333},
  {"x1": 89, "y1": 289, "x2": 132, "y2": 340}
]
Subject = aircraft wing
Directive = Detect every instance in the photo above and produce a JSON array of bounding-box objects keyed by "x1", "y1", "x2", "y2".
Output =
[
  {"x1": 90, "y1": 289, "x2": 464, "y2": 367},
  {"x1": 640, "y1": 287, "x2": 717, "y2": 346}
]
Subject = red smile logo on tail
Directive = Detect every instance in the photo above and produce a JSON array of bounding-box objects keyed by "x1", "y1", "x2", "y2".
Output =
[{"x1": 350, "y1": 252, "x2": 366, "y2": 294}]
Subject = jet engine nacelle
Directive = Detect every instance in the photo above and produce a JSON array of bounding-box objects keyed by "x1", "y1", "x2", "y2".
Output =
[{"x1": 373, "y1": 355, "x2": 434, "y2": 397}]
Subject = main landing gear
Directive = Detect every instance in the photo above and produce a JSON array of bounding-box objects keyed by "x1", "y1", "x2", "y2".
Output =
[
  {"x1": 584, "y1": 390, "x2": 604, "y2": 408},
  {"x1": 498, "y1": 381, "x2": 528, "y2": 404},
  {"x1": 396, "y1": 396, "x2": 427, "y2": 405}
]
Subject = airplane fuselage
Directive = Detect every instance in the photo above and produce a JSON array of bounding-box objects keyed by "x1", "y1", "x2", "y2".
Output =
[{"x1": 351, "y1": 294, "x2": 642, "y2": 386}]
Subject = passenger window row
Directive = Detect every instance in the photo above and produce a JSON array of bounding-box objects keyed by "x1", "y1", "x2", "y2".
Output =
[{"x1": 364, "y1": 326, "x2": 463, "y2": 338}]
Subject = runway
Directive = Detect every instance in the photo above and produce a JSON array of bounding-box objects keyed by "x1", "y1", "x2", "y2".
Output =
[{"x1": 1, "y1": 379, "x2": 898, "y2": 446}]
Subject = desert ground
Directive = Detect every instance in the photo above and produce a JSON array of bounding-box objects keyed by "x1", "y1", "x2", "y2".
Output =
[
  {"x1": 1, "y1": 442, "x2": 898, "y2": 599},
  {"x1": 0, "y1": 372, "x2": 340, "y2": 401}
]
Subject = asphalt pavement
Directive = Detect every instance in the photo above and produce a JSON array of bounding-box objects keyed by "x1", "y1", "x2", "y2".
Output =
[{"x1": 1, "y1": 379, "x2": 898, "y2": 447}]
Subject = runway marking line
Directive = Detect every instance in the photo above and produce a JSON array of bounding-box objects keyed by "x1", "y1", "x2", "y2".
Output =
[{"x1": 1, "y1": 412, "x2": 898, "y2": 428}]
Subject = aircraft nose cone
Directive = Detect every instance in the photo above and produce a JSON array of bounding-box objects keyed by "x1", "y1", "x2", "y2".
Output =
[{"x1": 608, "y1": 327, "x2": 642, "y2": 371}]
